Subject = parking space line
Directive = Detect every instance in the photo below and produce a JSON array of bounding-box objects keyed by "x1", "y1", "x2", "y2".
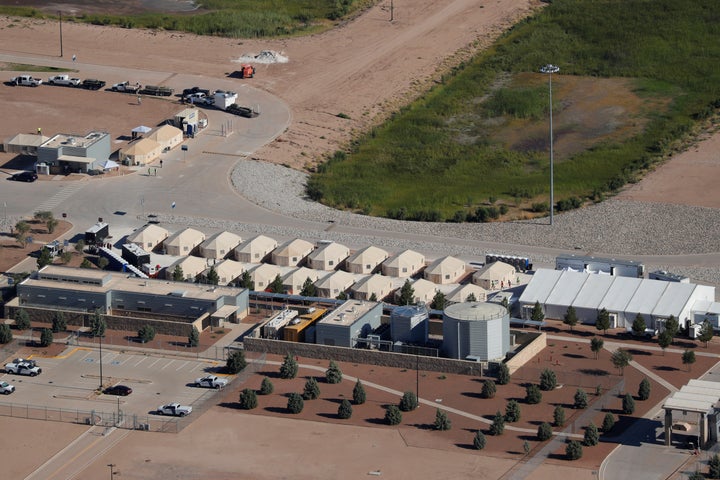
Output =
[
  {"x1": 175, "y1": 361, "x2": 189, "y2": 371},
  {"x1": 79, "y1": 350, "x2": 93, "y2": 361},
  {"x1": 147, "y1": 358, "x2": 162, "y2": 368},
  {"x1": 160, "y1": 360, "x2": 175, "y2": 370},
  {"x1": 134, "y1": 357, "x2": 148, "y2": 367}
]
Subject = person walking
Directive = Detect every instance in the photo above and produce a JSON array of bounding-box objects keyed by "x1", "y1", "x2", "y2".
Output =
[
  {"x1": 137, "y1": 96, "x2": 142, "y2": 105},
  {"x1": 72, "y1": 54, "x2": 76, "y2": 62}
]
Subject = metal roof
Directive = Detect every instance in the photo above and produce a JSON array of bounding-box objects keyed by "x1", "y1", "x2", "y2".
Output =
[
  {"x1": 545, "y1": 271, "x2": 589, "y2": 307},
  {"x1": 624, "y1": 279, "x2": 669, "y2": 315},
  {"x1": 571, "y1": 274, "x2": 616, "y2": 309},
  {"x1": 518, "y1": 269, "x2": 562, "y2": 305},
  {"x1": 663, "y1": 379, "x2": 720, "y2": 414}
]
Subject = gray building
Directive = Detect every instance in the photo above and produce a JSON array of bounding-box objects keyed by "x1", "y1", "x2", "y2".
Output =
[
  {"x1": 390, "y1": 304, "x2": 429, "y2": 343},
  {"x1": 37, "y1": 131, "x2": 111, "y2": 174},
  {"x1": 315, "y1": 300, "x2": 383, "y2": 348},
  {"x1": 442, "y1": 302, "x2": 510, "y2": 361}
]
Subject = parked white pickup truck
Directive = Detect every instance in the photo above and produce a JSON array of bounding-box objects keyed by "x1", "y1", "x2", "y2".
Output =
[
  {"x1": 112, "y1": 81, "x2": 141, "y2": 93},
  {"x1": 47, "y1": 74, "x2": 81, "y2": 87},
  {"x1": 157, "y1": 402, "x2": 192, "y2": 417},
  {"x1": 4, "y1": 361, "x2": 41, "y2": 376},
  {"x1": 10, "y1": 75, "x2": 42, "y2": 87}
]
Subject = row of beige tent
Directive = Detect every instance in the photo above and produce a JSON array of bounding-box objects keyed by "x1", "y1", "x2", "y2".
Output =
[{"x1": 119, "y1": 125, "x2": 184, "y2": 165}]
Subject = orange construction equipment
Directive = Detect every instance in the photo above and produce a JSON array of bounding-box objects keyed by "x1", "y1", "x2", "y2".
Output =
[{"x1": 239, "y1": 64, "x2": 256, "y2": 78}]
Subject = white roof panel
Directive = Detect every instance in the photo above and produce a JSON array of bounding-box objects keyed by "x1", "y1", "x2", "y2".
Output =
[
  {"x1": 624, "y1": 279, "x2": 669, "y2": 315},
  {"x1": 518, "y1": 269, "x2": 562, "y2": 305},
  {"x1": 545, "y1": 271, "x2": 590, "y2": 306},
  {"x1": 598, "y1": 277, "x2": 640, "y2": 312},
  {"x1": 652, "y1": 282, "x2": 696, "y2": 317},
  {"x1": 572, "y1": 274, "x2": 616, "y2": 309}
]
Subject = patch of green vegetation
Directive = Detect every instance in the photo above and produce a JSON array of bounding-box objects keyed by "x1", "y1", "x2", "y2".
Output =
[
  {"x1": 0, "y1": 0, "x2": 374, "y2": 38},
  {"x1": 308, "y1": 0, "x2": 720, "y2": 221},
  {"x1": 1, "y1": 63, "x2": 74, "y2": 73}
]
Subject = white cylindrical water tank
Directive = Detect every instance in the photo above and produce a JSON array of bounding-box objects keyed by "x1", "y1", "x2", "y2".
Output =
[{"x1": 442, "y1": 302, "x2": 510, "y2": 361}]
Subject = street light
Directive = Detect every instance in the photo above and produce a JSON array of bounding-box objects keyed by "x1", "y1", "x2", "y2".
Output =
[
  {"x1": 540, "y1": 64, "x2": 560, "y2": 226},
  {"x1": 98, "y1": 329, "x2": 103, "y2": 390},
  {"x1": 107, "y1": 463, "x2": 116, "y2": 479}
]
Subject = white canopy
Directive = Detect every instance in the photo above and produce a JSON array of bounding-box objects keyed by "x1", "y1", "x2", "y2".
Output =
[
  {"x1": 132, "y1": 125, "x2": 152, "y2": 134},
  {"x1": 101, "y1": 159, "x2": 119, "y2": 170}
]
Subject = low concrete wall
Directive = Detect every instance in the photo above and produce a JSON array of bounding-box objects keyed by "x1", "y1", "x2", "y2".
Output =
[
  {"x1": 243, "y1": 338, "x2": 486, "y2": 376},
  {"x1": 506, "y1": 331, "x2": 546, "y2": 374}
]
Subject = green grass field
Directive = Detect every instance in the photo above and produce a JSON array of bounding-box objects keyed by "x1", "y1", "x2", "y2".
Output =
[{"x1": 308, "y1": 0, "x2": 720, "y2": 222}]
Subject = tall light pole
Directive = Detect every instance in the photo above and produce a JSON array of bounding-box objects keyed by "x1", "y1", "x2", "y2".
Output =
[
  {"x1": 540, "y1": 64, "x2": 559, "y2": 226},
  {"x1": 98, "y1": 328, "x2": 103, "y2": 389},
  {"x1": 107, "y1": 463, "x2": 116, "y2": 479},
  {"x1": 58, "y1": 11, "x2": 63, "y2": 57}
]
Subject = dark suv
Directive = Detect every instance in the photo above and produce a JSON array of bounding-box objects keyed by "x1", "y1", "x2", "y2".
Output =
[{"x1": 10, "y1": 171, "x2": 38, "y2": 182}]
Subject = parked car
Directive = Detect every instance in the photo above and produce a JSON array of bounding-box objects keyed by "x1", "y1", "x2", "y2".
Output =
[
  {"x1": 182, "y1": 86, "x2": 210, "y2": 98},
  {"x1": 103, "y1": 384, "x2": 132, "y2": 396},
  {"x1": 0, "y1": 381, "x2": 15, "y2": 395},
  {"x1": 111, "y1": 81, "x2": 141, "y2": 93},
  {"x1": 4, "y1": 361, "x2": 41, "y2": 376},
  {"x1": 10, "y1": 171, "x2": 38, "y2": 182},
  {"x1": 11, "y1": 358, "x2": 37, "y2": 368},
  {"x1": 47, "y1": 74, "x2": 81, "y2": 87},
  {"x1": 193, "y1": 375, "x2": 228, "y2": 389},
  {"x1": 81, "y1": 78, "x2": 106, "y2": 90},
  {"x1": 157, "y1": 402, "x2": 192, "y2": 417}
]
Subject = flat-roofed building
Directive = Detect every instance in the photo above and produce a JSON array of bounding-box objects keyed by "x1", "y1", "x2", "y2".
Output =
[{"x1": 315, "y1": 300, "x2": 383, "y2": 347}]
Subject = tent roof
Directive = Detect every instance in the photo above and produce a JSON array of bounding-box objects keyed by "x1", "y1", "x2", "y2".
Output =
[
  {"x1": 148, "y1": 124, "x2": 183, "y2": 142},
  {"x1": 351, "y1": 274, "x2": 392, "y2": 293},
  {"x1": 308, "y1": 242, "x2": 349, "y2": 261},
  {"x1": 425, "y1": 255, "x2": 466, "y2": 275},
  {"x1": 447, "y1": 283, "x2": 487, "y2": 303},
  {"x1": 122, "y1": 138, "x2": 160, "y2": 155},
  {"x1": 384, "y1": 249, "x2": 425, "y2": 268},
  {"x1": 316, "y1": 270, "x2": 355, "y2": 290},
  {"x1": 7, "y1": 133, "x2": 49, "y2": 147},
  {"x1": 132, "y1": 125, "x2": 152, "y2": 133},
  {"x1": 518, "y1": 269, "x2": 562, "y2": 305},
  {"x1": 273, "y1": 238, "x2": 314, "y2": 257},
  {"x1": 127, "y1": 224, "x2": 169, "y2": 244},
  {"x1": 200, "y1": 231, "x2": 242, "y2": 251},
  {"x1": 346, "y1": 245, "x2": 389, "y2": 265},
  {"x1": 165, "y1": 227, "x2": 205, "y2": 247},
  {"x1": 235, "y1": 234, "x2": 277, "y2": 253},
  {"x1": 474, "y1": 261, "x2": 515, "y2": 279},
  {"x1": 282, "y1": 267, "x2": 321, "y2": 284}
]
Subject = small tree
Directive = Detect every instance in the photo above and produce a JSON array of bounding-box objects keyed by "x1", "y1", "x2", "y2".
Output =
[
  {"x1": 259, "y1": 377, "x2": 274, "y2": 395},
  {"x1": 466, "y1": 293, "x2": 477, "y2": 303},
  {"x1": 611, "y1": 349, "x2": 633, "y2": 375},
  {"x1": 239, "y1": 388, "x2": 258, "y2": 410},
  {"x1": 539, "y1": 368, "x2": 557, "y2": 391},
  {"x1": 658, "y1": 329, "x2": 672, "y2": 355},
  {"x1": 596, "y1": 308, "x2": 611, "y2": 334},
  {"x1": 473, "y1": 430, "x2": 487, "y2": 450},
  {"x1": 688, "y1": 471, "x2": 704, "y2": 480},
  {"x1": 80, "y1": 258, "x2": 93, "y2": 268},
  {"x1": 14, "y1": 309, "x2": 31, "y2": 331},
  {"x1": 74, "y1": 239, "x2": 85, "y2": 253},
  {"x1": 287, "y1": 393, "x2": 304, "y2": 414},
  {"x1": 268, "y1": 274, "x2": 284, "y2": 294},
  {"x1": 574, "y1": 389, "x2": 588, "y2": 409},
  {"x1": 0, "y1": 324, "x2": 12, "y2": 344},
  {"x1": 172, "y1": 265, "x2": 185, "y2": 281},
  {"x1": 602, "y1": 413, "x2": 616, "y2": 433},
  {"x1": 97, "y1": 257, "x2": 109, "y2": 270},
  {"x1": 279, "y1": 354, "x2": 299, "y2": 379},
  {"x1": 137, "y1": 325, "x2": 156, "y2": 343},
  {"x1": 14, "y1": 221, "x2": 30, "y2": 247},
  {"x1": 353, "y1": 379, "x2": 366, "y2": 405},
  {"x1": 303, "y1": 377, "x2": 321, "y2": 400},
  {"x1": 52, "y1": 311, "x2": 66, "y2": 333},
  {"x1": 226, "y1": 350, "x2": 247, "y2": 374},
  {"x1": 505, "y1": 400, "x2": 521, "y2": 423},
  {"x1": 399, "y1": 391, "x2": 418, "y2": 412},
  {"x1": 434, "y1": 409, "x2": 451, "y2": 431},
  {"x1": 385, "y1": 405, "x2": 402, "y2": 425},
  {"x1": 554, "y1": 405, "x2": 566, "y2": 427},
  {"x1": 566, "y1": 440, "x2": 583, "y2": 460},
  {"x1": 563, "y1": 306, "x2": 578, "y2": 332},
  {"x1": 583, "y1": 422, "x2": 599, "y2": 446},
  {"x1": 490, "y1": 410, "x2": 505, "y2": 436},
  {"x1": 336, "y1": 291, "x2": 348, "y2": 300},
  {"x1": 188, "y1": 326, "x2": 200, "y2": 347},
  {"x1": 631, "y1": 313, "x2": 647, "y2": 337},
  {"x1": 638, "y1": 378, "x2": 651, "y2": 401},
  {"x1": 531, "y1": 301, "x2": 544, "y2": 322},
  {"x1": 682, "y1": 349, "x2": 696, "y2": 372},
  {"x1": 39, "y1": 328, "x2": 53, "y2": 347},
  {"x1": 622, "y1": 393, "x2": 635, "y2": 414},
  {"x1": 338, "y1": 399, "x2": 353, "y2": 419},
  {"x1": 398, "y1": 280, "x2": 415, "y2": 305},
  {"x1": 37, "y1": 247, "x2": 53, "y2": 269},
  {"x1": 482, "y1": 379, "x2": 497, "y2": 399},
  {"x1": 60, "y1": 251, "x2": 72, "y2": 264},
  {"x1": 698, "y1": 319, "x2": 714, "y2": 347},
  {"x1": 46, "y1": 217, "x2": 58, "y2": 234},
  {"x1": 708, "y1": 453, "x2": 720, "y2": 479},
  {"x1": 431, "y1": 291, "x2": 447, "y2": 310},
  {"x1": 590, "y1": 337, "x2": 604, "y2": 360},
  {"x1": 525, "y1": 384, "x2": 542, "y2": 404},
  {"x1": 206, "y1": 266, "x2": 220, "y2": 285},
  {"x1": 537, "y1": 422, "x2": 553, "y2": 441},
  {"x1": 497, "y1": 362, "x2": 510, "y2": 385},
  {"x1": 664, "y1": 315, "x2": 679, "y2": 339},
  {"x1": 90, "y1": 310, "x2": 106, "y2": 337},
  {"x1": 238, "y1": 270, "x2": 254, "y2": 290},
  {"x1": 325, "y1": 360, "x2": 343, "y2": 384},
  {"x1": 300, "y1": 277, "x2": 317, "y2": 297}
]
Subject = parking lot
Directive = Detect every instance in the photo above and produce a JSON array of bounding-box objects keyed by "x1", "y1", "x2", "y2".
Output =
[{"x1": 0, "y1": 347, "x2": 229, "y2": 420}]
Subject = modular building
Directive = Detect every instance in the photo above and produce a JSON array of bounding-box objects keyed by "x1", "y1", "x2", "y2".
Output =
[
  {"x1": 121, "y1": 243, "x2": 150, "y2": 268},
  {"x1": 37, "y1": 131, "x2": 111, "y2": 173},
  {"x1": 390, "y1": 304, "x2": 429, "y2": 343},
  {"x1": 283, "y1": 308, "x2": 327, "y2": 343},
  {"x1": 555, "y1": 254, "x2": 645, "y2": 278},
  {"x1": 442, "y1": 302, "x2": 510, "y2": 361},
  {"x1": 262, "y1": 308, "x2": 298, "y2": 339},
  {"x1": 315, "y1": 300, "x2": 383, "y2": 348}
]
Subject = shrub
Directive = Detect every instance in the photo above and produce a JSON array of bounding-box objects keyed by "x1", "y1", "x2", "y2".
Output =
[
  {"x1": 303, "y1": 377, "x2": 321, "y2": 400},
  {"x1": 574, "y1": 389, "x2": 588, "y2": 409},
  {"x1": 0, "y1": 325, "x2": 12, "y2": 344},
  {"x1": 434, "y1": 409, "x2": 451, "y2": 431},
  {"x1": 554, "y1": 406, "x2": 566, "y2": 427},
  {"x1": 14, "y1": 309, "x2": 30, "y2": 331},
  {"x1": 259, "y1": 377, "x2": 274, "y2": 395},
  {"x1": 353, "y1": 379, "x2": 366, "y2": 405},
  {"x1": 497, "y1": 363, "x2": 510, "y2": 385},
  {"x1": 226, "y1": 350, "x2": 247, "y2": 374},
  {"x1": 525, "y1": 384, "x2": 542, "y2": 404},
  {"x1": 39, "y1": 328, "x2": 53, "y2": 347},
  {"x1": 280, "y1": 354, "x2": 299, "y2": 379},
  {"x1": 188, "y1": 326, "x2": 199, "y2": 347},
  {"x1": 638, "y1": 378, "x2": 651, "y2": 401},
  {"x1": 239, "y1": 388, "x2": 258, "y2": 410},
  {"x1": 52, "y1": 311, "x2": 66, "y2": 333},
  {"x1": 338, "y1": 399, "x2": 353, "y2": 419},
  {"x1": 385, "y1": 405, "x2": 402, "y2": 425},
  {"x1": 708, "y1": 453, "x2": 720, "y2": 479},
  {"x1": 583, "y1": 422, "x2": 599, "y2": 446},
  {"x1": 481, "y1": 379, "x2": 497, "y2": 399},
  {"x1": 539, "y1": 369, "x2": 557, "y2": 391},
  {"x1": 473, "y1": 430, "x2": 487, "y2": 450},
  {"x1": 537, "y1": 422, "x2": 553, "y2": 441},
  {"x1": 287, "y1": 393, "x2": 304, "y2": 414},
  {"x1": 623, "y1": 393, "x2": 635, "y2": 414},
  {"x1": 399, "y1": 391, "x2": 418, "y2": 412},
  {"x1": 566, "y1": 440, "x2": 583, "y2": 460},
  {"x1": 490, "y1": 411, "x2": 505, "y2": 436},
  {"x1": 602, "y1": 413, "x2": 615, "y2": 433},
  {"x1": 137, "y1": 325, "x2": 156, "y2": 343},
  {"x1": 326, "y1": 360, "x2": 343, "y2": 384},
  {"x1": 505, "y1": 400, "x2": 521, "y2": 423}
]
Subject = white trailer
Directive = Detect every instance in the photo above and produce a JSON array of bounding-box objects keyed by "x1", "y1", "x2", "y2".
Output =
[
  {"x1": 212, "y1": 90, "x2": 238, "y2": 110},
  {"x1": 262, "y1": 309, "x2": 298, "y2": 339}
]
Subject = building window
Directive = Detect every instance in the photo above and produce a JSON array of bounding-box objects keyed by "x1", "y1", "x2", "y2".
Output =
[
  {"x1": 445, "y1": 274, "x2": 450, "y2": 280},
  {"x1": 329, "y1": 260, "x2": 334, "y2": 266},
  {"x1": 366, "y1": 264, "x2": 371, "y2": 270},
  {"x1": 138, "y1": 307, "x2": 152, "y2": 312},
  {"x1": 184, "y1": 246, "x2": 189, "y2": 252},
  {"x1": 254, "y1": 253, "x2": 259, "y2": 258},
  {"x1": 402, "y1": 267, "x2": 407, "y2": 273},
  {"x1": 292, "y1": 257, "x2": 298, "y2": 263}
]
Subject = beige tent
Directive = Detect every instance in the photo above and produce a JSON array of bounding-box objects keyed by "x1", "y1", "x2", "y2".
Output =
[
  {"x1": 447, "y1": 283, "x2": 488, "y2": 304},
  {"x1": 395, "y1": 278, "x2": 437, "y2": 304},
  {"x1": 234, "y1": 234, "x2": 277, "y2": 263},
  {"x1": 119, "y1": 138, "x2": 161, "y2": 165},
  {"x1": 424, "y1": 256, "x2": 467, "y2": 285},
  {"x1": 351, "y1": 274, "x2": 393, "y2": 301},
  {"x1": 271, "y1": 238, "x2": 314, "y2": 267},
  {"x1": 126, "y1": 224, "x2": 169, "y2": 251},
  {"x1": 206, "y1": 259, "x2": 245, "y2": 285},
  {"x1": 282, "y1": 267, "x2": 322, "y2": 295},
  {"x1": 345, "y1": 245, "x2": 389, "y2": 274},
  {"x1": 148, "y1": 124, "x2": 183, "y2": 151},
  {"x1": 165, "y1": 255, "x2": 208, "y2": 281},
  {"x1": 250, "y1": 263, "x2": 281, "y2": 291},
  {"x1": 473, "y1": 261, "x2": 516, "y2": 290},
  {"x1": 164, "y1": 227, "x2": 206, "y2": 256},
  {"x1": 307, "y1": 242, "x2": 350, "y2": 271},
  {"x1": 382, "y1": 249, "x2": 426, "y2": 278},
  {"x1": 3, "y1": 133, "x2": 49, "y2": 155},
  {"x1": 199, "y1": 231, "x2": 242, "y2": 259},
  {"x1": 315, "y1": 270, "x2": 355, "y2": 298}
]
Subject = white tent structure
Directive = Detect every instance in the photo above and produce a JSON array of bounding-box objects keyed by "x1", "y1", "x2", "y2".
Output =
[
  {"x1": 234, "y1": 235, "x2": 277, "y2": 263},
  {"x1": 424, "y1": 256, "x2": 467, "y2": 285},
  {"x1": 250, "y1": 263, "x2": 281, "y2": 291},
  {"x1": 472, "y1": 261, "x2": 516, "y2": 290},
  {"x1": 382, "y1": 249, "x2": 425, "y2": 278},
  {"x1": 271, "y1": 238, "x2": 314, "y2": 267},
  {"x1": 148, "y1": 124, "x2": 183, "y2": 151},
  {"x1": 447, "y1": 283, "x2": 488, "y2": 304},
  {"x1": 315, "y1": 270, "x2": 356, "y2": 298},
  {"x1": 164, "y1": 255, "x2": 208, "y2": 281},
  {"x1": 307, "y1": 242, "x2": 350, "y2": 271},
  {"x1": 282, "y1": 267, "x2": 322, "y2": 295},
  {"x1": 206, "y1": 259, "x2": 245, "y2": 285},
  {"x1": 351, "y1": 274, "x2": 393, "y2": 301},
  {"x1": 119, "y1": 138, "x2": 161, "y2": 165},
  {"x1": 395, "y1": 278, "x2": 437, "y2": 304},
  {"x1": 345, "y1": 246, "x2": 389, "y2": 274},
  {"x1": 199, "y1": 231, "x2": 242, "y2": 259},
  {"x1": 126, "y1": 224, "x2": 169, "y2": 251},
  {"x1": 164, "y1": 227, "x2": 205, "y2": 256}
]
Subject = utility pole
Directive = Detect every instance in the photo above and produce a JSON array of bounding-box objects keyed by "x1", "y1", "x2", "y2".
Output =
[
  {"x1": 99, "y1": 329, "x2": 103, "y2": 389},
  {"x1": 58, "y1": 11, "x2": 63, "y2": 57},
  {"x1": 390, "y1": 0, "x2": 394, "y2": 22}
]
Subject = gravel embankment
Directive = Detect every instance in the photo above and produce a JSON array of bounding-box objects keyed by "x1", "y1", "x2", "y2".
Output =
[{"x1": 154, "y1": 159, "x2": 720, "y2": 286}]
